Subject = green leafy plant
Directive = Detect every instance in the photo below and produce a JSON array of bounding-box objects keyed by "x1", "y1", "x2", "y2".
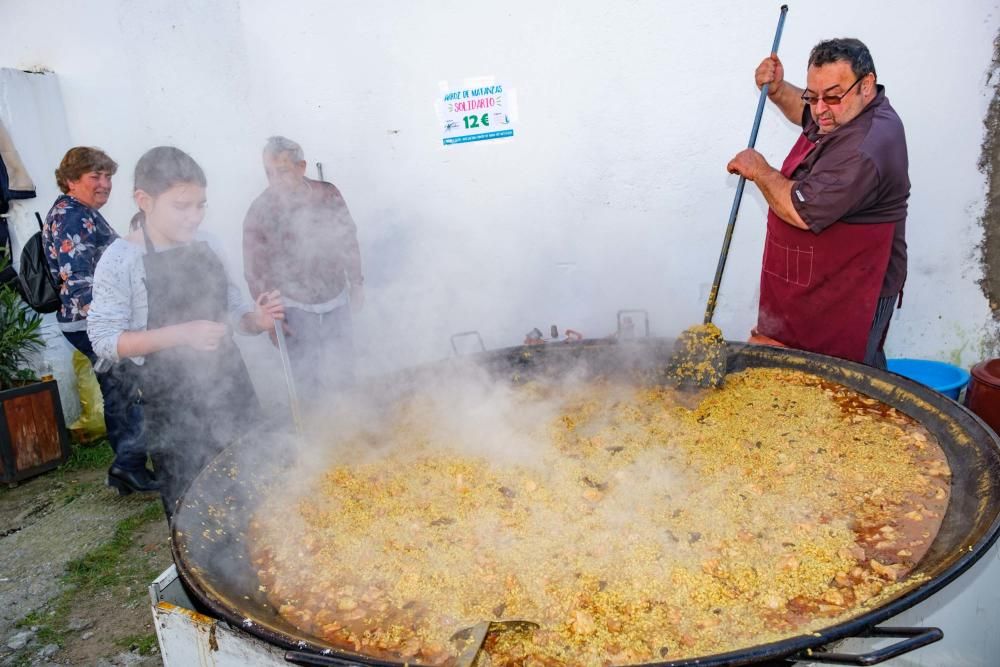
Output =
[{"x1": 0, "y1": 252, "x2": 43, "y2": 390}]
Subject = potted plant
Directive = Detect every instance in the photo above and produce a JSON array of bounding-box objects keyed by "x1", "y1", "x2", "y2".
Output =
[{"x1": 0, "y1": 254, "x2": 70, "y2": 484}]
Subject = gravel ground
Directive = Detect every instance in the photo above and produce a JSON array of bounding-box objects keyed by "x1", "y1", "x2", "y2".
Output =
[{"x1": 0, "y1": 453, "x2": 171, "y2": 667}]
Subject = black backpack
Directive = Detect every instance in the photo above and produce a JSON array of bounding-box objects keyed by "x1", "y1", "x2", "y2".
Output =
[{"x1": 17, "y1": 212, "x2": 61, "y2": 313}]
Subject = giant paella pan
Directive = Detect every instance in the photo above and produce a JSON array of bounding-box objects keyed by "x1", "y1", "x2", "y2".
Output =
[{"x1": 169, "y1": 340, "x2": 1000, "y2": 666}]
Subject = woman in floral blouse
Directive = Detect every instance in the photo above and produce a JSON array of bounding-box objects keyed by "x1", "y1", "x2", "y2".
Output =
[{"x1": 42, "y1": 147, "x2": 154, "y2": 496}]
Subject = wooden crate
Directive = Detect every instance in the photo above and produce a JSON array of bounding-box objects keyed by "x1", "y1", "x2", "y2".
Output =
[{"x1": 0, "y1": 379, "x2": 71, "y2": 484}]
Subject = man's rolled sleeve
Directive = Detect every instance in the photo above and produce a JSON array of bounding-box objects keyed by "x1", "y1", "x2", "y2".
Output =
[
  {"x1": 791, "y1": 152, "x2": 880, "y2": 234},
  {"x1": 327, "y1": 187, "x2": 363, "y2": 287},
  {"x1": 242, "y1": 200, "x2": 270, "y2": 300}
]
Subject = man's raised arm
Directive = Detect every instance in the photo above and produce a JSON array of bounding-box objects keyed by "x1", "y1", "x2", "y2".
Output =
[{"x1": 757, "y1": 54, "x2": 805, "y2": 125}]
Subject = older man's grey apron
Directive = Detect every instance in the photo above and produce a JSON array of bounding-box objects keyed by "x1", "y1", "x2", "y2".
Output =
[{"x1": 139, "y1": 226, "x2": 260, "y2": 516}]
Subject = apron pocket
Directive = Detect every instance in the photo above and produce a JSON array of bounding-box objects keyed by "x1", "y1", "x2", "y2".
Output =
[{"x1": 763, "y1": 238, "x2": 814, "y2": 287}]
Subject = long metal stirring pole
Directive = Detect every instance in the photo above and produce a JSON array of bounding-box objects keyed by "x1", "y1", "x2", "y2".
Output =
[
  {"x1": 703, "y1": 4, "x2": 789, "y2": 325},
  {"x1": 274, "y1": 323, "x2": 304, "y2": 435}
]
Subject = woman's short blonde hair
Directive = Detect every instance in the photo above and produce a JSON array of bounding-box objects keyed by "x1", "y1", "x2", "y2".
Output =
[{"x1": 54, "y1": 147, "x2": 118, "y2": 193}]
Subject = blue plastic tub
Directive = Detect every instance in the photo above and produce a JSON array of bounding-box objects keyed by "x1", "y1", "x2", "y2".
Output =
[{"x1": 886, "y1": 358, "x2": 971, "y2": 400}]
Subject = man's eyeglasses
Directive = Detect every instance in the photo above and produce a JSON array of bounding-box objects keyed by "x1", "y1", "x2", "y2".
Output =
[{"x1": 801, "y1": 75, "x2": 864, "y2": 106}]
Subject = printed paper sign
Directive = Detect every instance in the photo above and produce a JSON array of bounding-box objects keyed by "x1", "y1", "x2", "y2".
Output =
[{"x1": 438, "y1": 81, "x2": 515, "y2": 146}]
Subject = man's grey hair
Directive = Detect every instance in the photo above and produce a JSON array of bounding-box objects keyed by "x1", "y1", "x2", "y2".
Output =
[
  {"x1": 808, "y1": 38, "x2": 876, "y2": 80},
  {"x1": 263, "y1": 136, "x2": 305, "y2": 162}
]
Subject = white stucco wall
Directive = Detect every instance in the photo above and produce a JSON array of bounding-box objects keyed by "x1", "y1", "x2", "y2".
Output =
[{"x1": 1, "y1": 0, "x2": 997, "y2": 383}]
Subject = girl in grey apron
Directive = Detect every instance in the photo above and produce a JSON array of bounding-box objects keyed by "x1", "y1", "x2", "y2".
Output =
[
  {"x1": 138, "y1": 220, "x2": 264, "y2": 515},
  {"x1": 88, "y1": 146, "x2": 282, "y2": 519}
]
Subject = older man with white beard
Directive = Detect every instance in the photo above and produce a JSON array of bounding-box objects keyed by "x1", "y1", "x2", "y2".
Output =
[{"x1": 242, "y1": 136, "x2": 364, "y2": 397}]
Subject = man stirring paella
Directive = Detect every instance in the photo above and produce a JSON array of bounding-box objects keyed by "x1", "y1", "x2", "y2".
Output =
[{"x1": 726, "y1": 38, "x2": 909, "y2": 369}]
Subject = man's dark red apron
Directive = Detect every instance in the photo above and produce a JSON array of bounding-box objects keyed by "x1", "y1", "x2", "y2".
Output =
[
  {"x1": 138, "y1": 225, "x2": 260, "y2": 518},
  {"x1": 755, "y1": 134, "x2": 894, "y2": 363}
]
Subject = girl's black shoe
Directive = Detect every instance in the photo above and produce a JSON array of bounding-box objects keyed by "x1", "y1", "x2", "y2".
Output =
[{"x1": 107, "y1": 466, "x2": 161, "y2": 496}]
